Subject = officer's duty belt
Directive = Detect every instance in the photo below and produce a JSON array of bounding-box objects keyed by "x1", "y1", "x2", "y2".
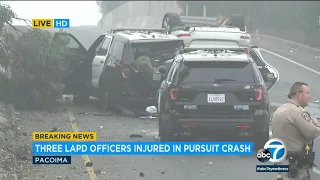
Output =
[{"x1": 286, "y1": 151, "x2": 314, "y2": 169}]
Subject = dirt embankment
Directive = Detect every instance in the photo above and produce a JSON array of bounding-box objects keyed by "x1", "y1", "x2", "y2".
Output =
[{"x1": 0, "y1": 103, "x2": 31, "y2": 180}]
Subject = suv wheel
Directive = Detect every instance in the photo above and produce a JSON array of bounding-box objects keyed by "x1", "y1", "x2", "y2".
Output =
[
  {"x1": 159, "y1": 113, "x2": 176, "y2": 142},
  {"x1": 73, "y1": 94, "x2": 89, "y2": 105},
  {"x1": 101, "y1": 91, "x2": 120, "y2": 113}
]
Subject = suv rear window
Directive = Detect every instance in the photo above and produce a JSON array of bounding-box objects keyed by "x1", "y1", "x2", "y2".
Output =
[
  {"x1": 131, "y1": 41, "x2": 183, "y2": 67},
  {"x1": 175, "y1": 61, "x2": 255, "y2": 83}
]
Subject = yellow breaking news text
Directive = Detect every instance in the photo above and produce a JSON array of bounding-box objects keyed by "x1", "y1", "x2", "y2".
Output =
[{"x1": 32, "y1": 132, "x2": 97, "y2": 141}]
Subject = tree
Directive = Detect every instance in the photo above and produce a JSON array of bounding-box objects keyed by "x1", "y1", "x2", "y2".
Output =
[{"x1": 0, "y1": 3, "x2": 69, "y2": 110}]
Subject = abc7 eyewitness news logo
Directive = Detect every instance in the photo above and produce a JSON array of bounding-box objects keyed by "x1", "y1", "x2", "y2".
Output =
[{"x1": 256, "y1": 138, "x2": 287, "y2": 163}]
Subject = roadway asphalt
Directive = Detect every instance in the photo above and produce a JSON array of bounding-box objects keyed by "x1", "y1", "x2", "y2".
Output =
[{"x1": 18, "y1": 34, "x2": 320, "y2": 179}]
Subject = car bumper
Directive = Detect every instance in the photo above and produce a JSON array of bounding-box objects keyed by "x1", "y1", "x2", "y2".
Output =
[{"x1": 169, "y1": 110, "x2": 268, "y2": 134}]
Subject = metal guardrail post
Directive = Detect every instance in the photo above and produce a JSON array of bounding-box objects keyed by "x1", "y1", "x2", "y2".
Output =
[{"x1": 185, "y1": 3, "x2": 189, "y2": 16}]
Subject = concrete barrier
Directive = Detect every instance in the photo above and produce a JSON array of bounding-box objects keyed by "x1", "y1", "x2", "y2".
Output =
[{"x1": 98, "y1": 1, "x2": 320, "y2": 57}]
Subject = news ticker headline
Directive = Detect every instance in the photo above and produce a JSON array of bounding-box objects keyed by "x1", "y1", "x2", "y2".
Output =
[{"x1": 32, "y1": 142, "x2": 253, "y2": 155}]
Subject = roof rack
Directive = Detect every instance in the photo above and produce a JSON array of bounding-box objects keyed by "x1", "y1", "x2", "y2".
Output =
[{"x1": 110, "y1": 28, "x2": 165, "y2": 34}]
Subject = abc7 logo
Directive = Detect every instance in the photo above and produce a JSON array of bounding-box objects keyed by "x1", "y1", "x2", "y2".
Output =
[{"x1": 256, "y1": 138, "x2": 287, "y2": 163}]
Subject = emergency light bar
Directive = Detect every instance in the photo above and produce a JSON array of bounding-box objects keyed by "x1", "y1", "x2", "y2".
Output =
[{"x1": 111, "y1": 28, "x2": 165, "y2": 34}]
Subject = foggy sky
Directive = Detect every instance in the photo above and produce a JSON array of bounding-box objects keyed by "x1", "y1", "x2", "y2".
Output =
[{"x1": 2, "y1": 1, "x2": 101, "y2": 26}]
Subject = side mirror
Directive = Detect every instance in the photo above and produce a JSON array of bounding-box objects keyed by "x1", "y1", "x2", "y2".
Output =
[
  {"x1": 145, "y1": 106, "x2": 157, "y2": 114},
  {"x1": 266, "y1": 73, "x2": 275, "y2": 81},
  {"x1": 263, "y1": 73, "x2": 277, "y2": 90},
  {"x1": 158, "y1": 66, "x2": 168, "y2": 74},
  {"x1": 262, "y1": 73, "x2": 275, "y2": 82},
  {"x1": 153, "y1": 73, "x2": 162, "y2": 81},
  {"x1": 153, "y1": 59, "x2": 161, "y2": 67}
]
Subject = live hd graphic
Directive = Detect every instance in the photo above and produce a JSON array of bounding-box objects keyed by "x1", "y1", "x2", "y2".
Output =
[
  {"x1": 32, "y1": 19, "x2": 70, "y2": 29},
  {"x1": 256, "y1": 138, "x2": 289, "y2": 172}
]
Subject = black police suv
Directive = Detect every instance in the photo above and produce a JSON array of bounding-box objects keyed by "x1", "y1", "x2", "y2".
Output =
[
  {"x1": 156, "y1": 46, "x2": 279, "y2": 148},
  {"x1": 54, "y1": 28, "x2": 183, "y2": 111}
]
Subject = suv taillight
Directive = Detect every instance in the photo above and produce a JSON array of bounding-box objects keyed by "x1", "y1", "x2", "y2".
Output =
[
  {"x1": 254, "y1": 85, "x2": 265, "y2": 101},
  {"x1": 177, "y1": 34, "x2": 191, "y2": 37},
  {"x1": 115, "y1": 63, "x2": 130, "y2": 79},
  {"x1": 168, "y1": 87, "x2": 179, "y2": 101},
  {"x1": 242, "y1": 48, "x2": 248, "y2": 54},
  {"x1": 240, "y1": 35, "x2": 250, "y2": 40}
]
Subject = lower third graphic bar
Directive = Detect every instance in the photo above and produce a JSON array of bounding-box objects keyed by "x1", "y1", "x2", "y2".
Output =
[{"x1": 33, "y1": 156, "x2": 71, "y2": 164}]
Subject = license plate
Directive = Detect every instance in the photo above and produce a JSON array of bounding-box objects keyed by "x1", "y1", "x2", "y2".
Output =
[
  {"x1": 184, "y1": 105, "x2": 197, "y2": 109},
  {"x1": 207, "y1": 94, "x2": 225, "y2": 103},
  {"x1": 234, "y1": 105, "x2": 250, "y2": 110}
]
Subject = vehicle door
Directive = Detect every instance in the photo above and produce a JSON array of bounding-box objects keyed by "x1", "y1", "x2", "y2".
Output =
[
  {"x1": 100, "y1": 41, "x2": 126, "y2": 94},
  {"x1": 91, "y1": 35, "x2": 113, "y2": 88},
  {"x1": 53, "y1": 32, "x2": 87, "y2": 93},
  {"x1": 249, "y1": 47, "x2": 280, "y2": 90},
  {"x1": 158, "y1": 60, "x2": 179, "y2": 112}
]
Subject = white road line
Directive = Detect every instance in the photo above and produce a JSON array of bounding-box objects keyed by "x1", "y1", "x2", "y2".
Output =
[
  {"x1": 314, "y1": 167, "x2": 320, "y2": 175},
  {"x1": 260, "y1": 48, "x2": 320, "y2": 76},
  {"x1": 262, "y1": 48, "x2": 320, "y2": 175}
]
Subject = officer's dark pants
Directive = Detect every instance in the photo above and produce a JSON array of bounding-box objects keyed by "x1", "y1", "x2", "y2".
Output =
[{"x1": 278, "y1": 160, "x2": 311, "y2": 180}]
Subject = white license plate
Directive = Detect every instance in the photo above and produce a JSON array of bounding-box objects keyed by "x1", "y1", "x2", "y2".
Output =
[{"x1": 207, "y1": 94, "x2": 225, "y2": 103}]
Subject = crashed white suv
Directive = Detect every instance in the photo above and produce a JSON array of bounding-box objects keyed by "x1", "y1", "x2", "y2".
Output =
[
  {"x1": 162, "y1": 13, "x2": 251, "y2": 50},
  {"x1": 170, "y1": 26, "x2": 251, "y2": 49}
]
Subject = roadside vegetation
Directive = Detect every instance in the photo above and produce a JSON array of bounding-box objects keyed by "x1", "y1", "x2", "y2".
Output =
[{"x1": 0, "y1": 3, "x2": 69, "y2": 110}]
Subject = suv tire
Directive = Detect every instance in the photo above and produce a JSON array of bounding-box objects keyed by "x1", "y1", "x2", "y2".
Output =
[
  {"x1": 159, "y1": 113, "x2": 176, "y2": 142},
  {"x1": 101, "y1": 91, "x2": 118, "y2": 112},
  {"x1": 73, "y1": 94, "x2": 89, "y2": 105},
  {"x1": 254, "y1": 131, "x2": 269, "y2": 150},
  {"x1": 254, "y1": 116, "x2": 270, "y2": 150},
  {"x1": 162, "y1": 13, "x2": 181, "y2": 33}
]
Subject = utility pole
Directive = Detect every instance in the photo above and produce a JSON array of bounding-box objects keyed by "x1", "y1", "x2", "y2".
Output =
[{"x1": 203, "y1": 5, "x2": 206, "y2": 17}]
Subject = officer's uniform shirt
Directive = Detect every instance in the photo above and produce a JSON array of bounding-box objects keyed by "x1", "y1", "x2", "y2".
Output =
[{"x1": 271, "y1": 99, "x2": 320, "y2": 153}]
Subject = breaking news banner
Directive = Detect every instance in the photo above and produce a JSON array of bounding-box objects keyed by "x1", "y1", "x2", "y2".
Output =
[
  {"x1": 32, "y1": 142, "x2": 253, "y2": 155},
  {"x1": 33, "y1": 156, "x2": 71, "y2": 164},
  {"x1": 32, "y1": 132, "x2": 97, "y2": 141}
]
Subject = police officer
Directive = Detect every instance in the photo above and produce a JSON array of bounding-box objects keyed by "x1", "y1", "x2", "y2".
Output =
[
  {"x1": 271, "y1": 82, "x2": 320, "y2": 180},
  {"x1": 132, "y1": 53, "x2": 155, "y2": 81}
]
